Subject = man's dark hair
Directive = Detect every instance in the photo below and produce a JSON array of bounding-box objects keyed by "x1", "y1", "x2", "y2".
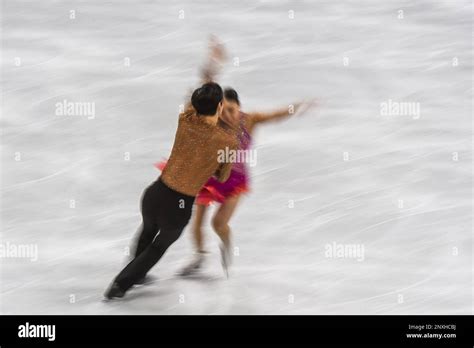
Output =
[
  {"x1": 191, "y1": 82, "x2": 223, "y2": 116},
  {"x1": 224, "y1": 88, "x2": 240, "y2": 105}
]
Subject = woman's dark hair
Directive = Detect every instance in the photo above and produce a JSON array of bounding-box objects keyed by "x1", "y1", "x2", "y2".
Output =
[
  {"x1": 191, "y1": 82, "x2": 224, "y2": 116},
  {"x1": 224, "y1": 88, "x2": 240, "y2": 105}
]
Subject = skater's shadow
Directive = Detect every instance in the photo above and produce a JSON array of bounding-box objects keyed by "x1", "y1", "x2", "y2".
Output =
[
  {"x1": 180, "y1": 273, "x2": 222, "y2": 283},
  {"x1": 120, "y1": 286, "x2": 176, "y2": 302},
  {"x1": 102, "y1": 274, "x2": 224, "y2": 303}
]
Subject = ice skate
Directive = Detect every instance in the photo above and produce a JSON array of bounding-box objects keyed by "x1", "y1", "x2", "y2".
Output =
[
  {"x1": 220, "y1": 242, "x2": 232, "y2": 278},
  {"x1": 104, "y1": 282, "x2": 126, "y2": 300},
  {"x1": 134, "y1": 274, "x2": 157, "y2": 287},
  {"x1": 179, "y1": 252, "x2": 207, "y2": 277}
]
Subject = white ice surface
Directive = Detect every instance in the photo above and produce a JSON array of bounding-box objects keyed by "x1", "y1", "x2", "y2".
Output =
[{"x1": 0, "y1": 0, "x2": 472, "y2": 314}]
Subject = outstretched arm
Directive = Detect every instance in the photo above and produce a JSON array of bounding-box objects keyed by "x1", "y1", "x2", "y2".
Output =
[
  {"x1": 183, "y1": 36, "x2": 227, "y2": 112},
  {"x1": 249, "y1": 104, "x2": 300, "y2": 124},
  {"x1": 246, "y1": 100, "x2": 316, "y2": 131}
]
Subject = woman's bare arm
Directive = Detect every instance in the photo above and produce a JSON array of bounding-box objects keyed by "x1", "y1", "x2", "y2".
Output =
[
  {"x1": 249, "y1": 104, "x2": 300, "y2": 124},
  {"x1": 246, "y1": 100, "x2": 317, "y2": 130}
]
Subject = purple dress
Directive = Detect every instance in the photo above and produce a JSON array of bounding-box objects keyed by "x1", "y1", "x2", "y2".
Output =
[{"x1": 196, "y1": 112, "x2": 251, "y2": 205}]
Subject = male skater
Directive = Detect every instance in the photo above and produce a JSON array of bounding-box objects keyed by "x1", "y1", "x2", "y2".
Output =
[{"x1": 104, "y1": 81, "x2": 238, "y2": 299}]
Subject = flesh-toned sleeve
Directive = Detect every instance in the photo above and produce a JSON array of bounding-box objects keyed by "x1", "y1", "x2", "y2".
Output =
[
  {"x1": 248, "y1": 105, "x2": 299, "y2": 126},
  {"x1": 214, "y1": 162, "x2": 233, "y2": 182}
]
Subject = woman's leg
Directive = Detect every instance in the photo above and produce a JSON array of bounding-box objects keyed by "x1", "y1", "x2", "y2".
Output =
[
  {"x1": 211, "y1": 195, "x2": 241, "y2": 276},
  {"x1": 179, "y1": 203, "x2": 209, "y2": 276},
  {"x1": 211, "y1": 195, "x2": 241, "y2": 248},
  {"x1": 192, "y1": 203, "x2": 208, "y2": 253}
]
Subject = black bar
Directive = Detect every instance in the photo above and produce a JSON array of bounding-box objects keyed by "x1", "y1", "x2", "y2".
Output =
[{"x1": 0, "y1": 315, "x2": 472, "y2": 347}]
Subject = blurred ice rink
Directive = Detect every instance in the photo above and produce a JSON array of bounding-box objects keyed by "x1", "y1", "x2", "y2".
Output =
[{"x1": 0, "y1": 0, "x2": 472, "y2": 314}]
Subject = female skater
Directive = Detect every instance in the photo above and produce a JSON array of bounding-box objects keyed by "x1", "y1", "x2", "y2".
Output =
[{"x1": 178, "y1": 90, "x2": 315, "y2": 277}]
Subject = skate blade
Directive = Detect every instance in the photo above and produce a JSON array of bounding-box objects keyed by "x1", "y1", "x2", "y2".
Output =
[
  {"x1": 134, "y1": 279, "x2": 157, "y2": 287},
  {"x1": 178, "y1": 267, "x2": 202, "y2": 277},
  {"x1": 220, "y1": 247, "x2": 231, "y2": 279},
  {"x1": 102, "y1": 296, "x2": 124, "y2": 303}
]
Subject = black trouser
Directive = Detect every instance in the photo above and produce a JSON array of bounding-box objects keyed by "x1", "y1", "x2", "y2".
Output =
[{"x1": 115, "y1": 177, "x2": 194, "y2": 291}]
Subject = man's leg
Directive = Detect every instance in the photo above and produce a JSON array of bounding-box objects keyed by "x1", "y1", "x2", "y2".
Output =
[
  {"x1": 114, "y1": 223, "x2": 186, "y2": 292},
  {"x1": 105, "y1": 178, "x2": 194, "y2": 298},
  {"x1": 134, "y1": 217, "x2": 160, "y2": 257},
  {"x1": 127, "y1": 183, "x2": 161, "y2": 260}
]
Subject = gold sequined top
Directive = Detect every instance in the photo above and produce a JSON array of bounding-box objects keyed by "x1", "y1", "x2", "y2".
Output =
[{"x1": 161, "y1": 108, "x2": 238, "y2": 197}]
